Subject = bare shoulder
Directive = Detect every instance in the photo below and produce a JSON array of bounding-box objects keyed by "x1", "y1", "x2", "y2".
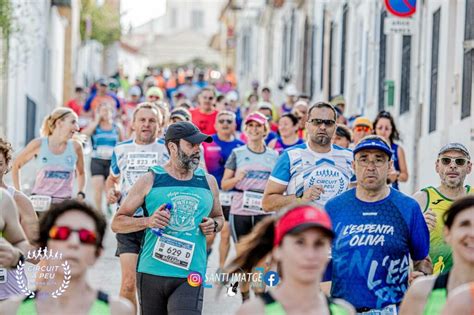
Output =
[
  {"x1": 442, "y1": 283, "x2": 473, "y2": 315},
  {"x1": 412, "y1": 190, "x2": 428, "y2": 209},
  {"x1": 205, "y1": 173, "x2": 219, "y2": 189},
  {"x1": 408, "y1": 275, "x2": 437, "y2": 298},
  {"x1": 109, "y1": 296, "x2": 134, "y2": 315},
  {"x1": 332, "y1": 298, "x2": 356, "y2": 315},
  {"x1": 72, "y1": 139, "x2": 83, "y2": 151},
  {"x1": 235, "y1": 298, "x2": 265, "y2": 315}
]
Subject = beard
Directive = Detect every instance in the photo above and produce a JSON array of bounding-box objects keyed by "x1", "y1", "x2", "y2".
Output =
[
  {"x1": 177, "y1": 147, "x2": 200, "y2": 171},
  {"x1": 311, "y1": 133, "x2": 331, "y2": 146}
]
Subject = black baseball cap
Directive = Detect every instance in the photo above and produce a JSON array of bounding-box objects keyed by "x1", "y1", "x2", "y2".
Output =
[{"x1": 165, "y1": 122, "x2": 212, "y2": 144}]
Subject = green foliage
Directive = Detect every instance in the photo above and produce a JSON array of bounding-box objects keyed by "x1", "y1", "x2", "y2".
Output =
[
  {"x1": 0, "y1": 0, "x2": 12, "y2": 38},
  {"x1": 80, "y1": 0, "x2": 121, "y2": 47}
]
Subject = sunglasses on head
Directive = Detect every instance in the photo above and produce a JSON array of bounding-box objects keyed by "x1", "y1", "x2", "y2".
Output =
[
  {"x1": 354, "y1": 125, "x2": 371, "y2": 133},
  {"x1": 218, "y1": 119, "x2": 233, "y2": 124},
  {"x1": 49, "y1": 226, "x2": 97, "y2": 245},
  {"x1": 308, "y1": 118, "x2": 336, "y2": 127},
  {"x1": 439, "y1": 157, "x2": 469, "y2": 166}
]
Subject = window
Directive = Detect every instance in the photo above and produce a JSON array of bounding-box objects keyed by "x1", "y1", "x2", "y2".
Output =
[
  {"x1": 302, "y1": 19, "x2": 314, "y2": 95},
  {"x1": 191, "y1": 10, "x2": 204, "y2": 30},
  {"x1": 400, "y1": 35, "x2": 412, "y2": 114},
  {"x1": 378, "y1": 10, "x2": 387, "y2": 111},
  {"x1": 329, "y1": 22, "x2": 335, "y2": 99},
  {"x1": 429, "y1": 9, "x2": 441, "y2": 132},
  {"x1": 461, "y1": 0, "x2": 474, "y2": 119},
  {"x1": 320, "y1": 8, "x2": 326, "y2": 90},
  {"x1": 25, "y1": 96, "x2": 36, "y2": 144},
  {"x1": 340, "y1": 4, "x2": 348, "y2": 94}
]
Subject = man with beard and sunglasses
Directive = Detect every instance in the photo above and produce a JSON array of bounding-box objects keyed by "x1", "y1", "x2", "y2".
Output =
[
  {"x1": 413, "y1": 143, "x2": 472, "y2": 274},
  {"x1": 112, "y1": 121, "x2": 224, "y2": 315},
  {"x1": 190, "y1": 87, "x2": 218, "y2": 135},
  {"x1": 106, "y1": 103, "x2": 169, "y2": 312},
  {"x1": 263, "y1": 102, "x2": 355, "y2": 211}
]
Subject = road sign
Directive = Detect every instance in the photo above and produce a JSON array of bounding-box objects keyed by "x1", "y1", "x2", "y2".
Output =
[
  {"x1": 385, "y1": 0, "x2": 416, "y2": 18},
  {"x1": 384, "y1": 18, "x2": 415, "y2": 35}
]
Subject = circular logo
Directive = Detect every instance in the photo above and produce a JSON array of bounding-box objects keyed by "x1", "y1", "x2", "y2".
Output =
[
  {"x1": 187, "y1": 271, "x2": 203, "y2": 287},
  {"x1": 384, "y1": 0, "x2": 416, "y2": 17},
  {"x1": 263, "y1": 271, "x2": 280, "y2": 287},
  {"x1": 16, "y1": 247, "x2": 70, "y2": 299}
]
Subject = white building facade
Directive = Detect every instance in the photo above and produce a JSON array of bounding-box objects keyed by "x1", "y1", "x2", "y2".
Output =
[{"x1": 235, "y1": 0, "x2": 474, "y2": 193}]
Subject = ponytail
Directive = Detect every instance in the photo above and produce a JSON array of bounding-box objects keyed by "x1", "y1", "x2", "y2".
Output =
[
  {"x1": 40, "y1": 115, "x2": 54, "y2": 137},
  {"x1": 40, "y1": 108, "x2": 76, "y2": 137},
  {"x1": 225, "y1": 216, "x2": 276, "y2": 275}
]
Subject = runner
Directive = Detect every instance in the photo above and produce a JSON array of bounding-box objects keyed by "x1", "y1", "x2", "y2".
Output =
[
  {"x1": 169, "y1": 108, "x2": 191, "y2": 124},
  {"x1": 105, "y1": 102, "x2": 168, "y2": 311},
  {"x1": 221, "y1": 112, "x2": 278, "y2": 301},
  {"x1": 413, "y1": 143, "x2": 472, "y2": 274},
  {"x1": 292, "y1": 100, "x2": 309, "y2": 139},
  {"x1": 325, "y1": 135, "x2": 431, "y2": 313},
  {"x1": 333, "y1": 124, "x2": 352, "y2": 149},
  {"x1": 11, "y1": 108, "x2": 86, "y2": 214},
  {"x1": 82, "y1": 104, "x2": 124, "y2": 215},
  {"x1": 112, "y1": 121, "x2": 224, "y2": 315},
  {"x1": 0, "y1": 188, "x2": 31, "y2": 301},
  {"x1": 351, "y1": 116, "x2": 373, "y2": 146},
  {"x1": 280, "y1": 85, "x2": 297, "y2": 115},
  {"x1": 227, "y1": 204, "x2": 354, "y2": 315},
  {"x1": 1, "y1": 200, "x2": 133, "y2": 314},
  {"x1": 373, "y1": 110, "x2": 409, "y2": 190},
  {"x1": 66, "y1": 86, "x2": 86, "y2": 116},
  {"x1": 145, "y1": 86, "x2": 164, "y2": 102},
  {"x1": 202, "y1": 111, "x2": 244, "y2": 271},
  {"x1": 263, "y1": 102, "x2": 355, "y2": 211},
  {"x1": 0, "y1": 138, "x2": 38, "y2": 241},
  {"x1": 399, "y1": 195, "x2": 474, "y2": 315},
  {"x1": 83, "y1": 79, "x2": 121, "y2": 114},
  {"x1": 190, "y1": 87, "x2": 218, "y2": 135},
  {"x1": 441, "y1": 282, "x2": 474, "y2": 315},
  {"x1": 268, "y1": 113, "x2": 304, "y2": 154}
]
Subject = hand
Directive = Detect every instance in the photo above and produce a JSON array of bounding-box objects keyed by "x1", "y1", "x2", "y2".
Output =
[
  {"x1": 0, "y1": 238, "x2": 19, "y2": 268},
  {"x1": 424, "y1": 208, "x2": 437, "y2": 231},
  {"x1": 409, "y1": 271, "x2": 426, "y2": 285},
  {"x1": 302, "y1": 185, "x2": 325, "y2": 203},
  {"x1": 107, "y1": 189, "x2": 121, "y2": 205},
  {"x1": 146, "y1": 204, "x2": 170, "y2": 229},
  {"x1": 235, "y1": 170, "x2": 247, "y2": 182},
  {"x1": 199, "y1": 217, "x2": 216, "y2": 235}
]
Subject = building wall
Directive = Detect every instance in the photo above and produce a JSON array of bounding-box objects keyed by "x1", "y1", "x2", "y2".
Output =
[{"x1": 234, "y1": 0, "x2": 474, "y2": 193}]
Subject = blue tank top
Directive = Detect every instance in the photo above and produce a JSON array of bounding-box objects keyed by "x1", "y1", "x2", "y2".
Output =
[
  {"x1": 391, "y1": 143, "x2": 400, "y2": 190},
  {"x1": 91, "y1": 124, "x2": 120, "y2": 160},
  {"x1": 137, "y1": 166, "x2": 214, "y2": 278},
  {"x1": 32, "y1": 138, "x2": 77, "y2": 199}
]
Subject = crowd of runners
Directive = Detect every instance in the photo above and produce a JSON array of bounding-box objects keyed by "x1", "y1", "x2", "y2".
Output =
[{"x1": 0, "y1": 67, "x2": 472, "y2": 315}]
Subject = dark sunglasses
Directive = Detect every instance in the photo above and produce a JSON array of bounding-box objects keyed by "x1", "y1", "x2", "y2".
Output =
[
  {"x1": 379, "y1": 111, "x2": 391, "y2": 118},
  {"x1": 203, "y1": 96, "x2": 214, "y2": 100},
  {"x1": 218, "y1": 119, "x2": 233, "y2": 124},
  {"x1": 49, "y1": 226, "x2": 97, "y2": 245},
  {"x1": 439, "y1": 157, "x2": 469, "y2": 166},
  {"x1": 308, "y1": 119, "x2": 336, "y2": 127}
]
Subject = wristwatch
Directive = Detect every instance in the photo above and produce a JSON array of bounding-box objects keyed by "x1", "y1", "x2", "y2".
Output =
[{"x1": 213, "y1": 219, "x2": 219, "y2": 233}]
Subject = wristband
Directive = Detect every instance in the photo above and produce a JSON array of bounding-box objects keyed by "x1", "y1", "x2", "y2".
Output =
[
  {"x1": 213, "y1": 219, "x2": 219, "y2": 233},
  {"x1": 77, "y1": 191, "x2": 86, "y2": 199}
]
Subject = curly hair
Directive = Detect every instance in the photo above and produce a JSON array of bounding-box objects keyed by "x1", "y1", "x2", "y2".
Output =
[{"x1": 0, "y1": 138, "x2": 13, "y2": 173}]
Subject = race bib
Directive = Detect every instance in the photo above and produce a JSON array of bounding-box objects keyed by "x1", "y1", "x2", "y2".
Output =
[
  {"x1": 30, "y1": 195, "x2": 52, "y2": 212},
  {"x1": 242, "y1": 191, "x2": 264, "y2": 213},
  {"x1": 152, "y1": 234, "x2": 195, "y2": 270},
  {"x1": 96, "y1": 146, "x2": 114, "y2": 159},
  {"x1": 358, "y1": 304, "x2": 397, "y2": 315},
  {"x1": 219, "y1": 191, "x2": 233, "y2": 206},
  {"x1": 127, "y1": 152, "x2": 159, "y2": 172},
  {"x1": 0, "y1": 268, "x2": 6, "y2": 283}
]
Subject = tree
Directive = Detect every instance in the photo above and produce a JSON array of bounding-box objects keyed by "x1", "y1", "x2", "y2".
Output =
[
  {"x1": 0, "y1": 0, "x2": 12, "y2": 38},
  {"x1": 80, "y1": 0, "x2": 121, "y2": 47}
]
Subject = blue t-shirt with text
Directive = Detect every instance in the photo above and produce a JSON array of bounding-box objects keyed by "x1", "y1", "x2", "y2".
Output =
[{"x1": 325, "y1": 188, "x2": 429, "y2": 310}]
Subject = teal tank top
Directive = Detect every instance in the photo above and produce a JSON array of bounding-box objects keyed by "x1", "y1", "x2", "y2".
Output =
[{"x1": 137, "y1": 165, "x2": 214, "y2": 278}]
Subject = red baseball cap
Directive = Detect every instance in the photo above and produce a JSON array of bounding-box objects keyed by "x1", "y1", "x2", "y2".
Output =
[
  {"x1": 244, "y1": 112, "x2": 267, "y2": 125},
  {"x1": 274, "y1": 205, "x2": 334, "y2": 247}
]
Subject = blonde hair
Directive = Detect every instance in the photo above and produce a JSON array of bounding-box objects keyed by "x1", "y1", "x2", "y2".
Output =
[
  {"x1": 40, "y1": 108, "x2": 76, "y2": 137},
  {"x1": 132, "y1": 102, "x2": 163, "y2": 126}
]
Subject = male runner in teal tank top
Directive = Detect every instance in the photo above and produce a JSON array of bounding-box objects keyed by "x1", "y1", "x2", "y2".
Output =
[{"x1": 112, "y1": 122, "x2": 224, "y2": 315}]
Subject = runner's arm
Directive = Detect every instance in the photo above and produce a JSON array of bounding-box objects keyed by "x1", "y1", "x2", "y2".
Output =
[
  {"x1": 262, "y1": 179, "x2": 296, "y2": 212},
  {"x1": 13, "y1": 191, "x2": 39, "y2": 243},
  {"x1": 11, "y1": 138, "x2": 41, "y2": 190},
  {"x1": 397, "y1": 146, "x2": 409, "y2": 182},
  {"x1": 109, "y1": 296, "x2": 134, "y2": 315},
  {"x1": 399, "y1": 276, "x2": 436, "y2": 315},
  {"x1": 412, "y1": 190, "x2": 428, "y2": 212},
  {"x1": 73, "y1": 140, "x2": 86, "y2": 194},
  {"x1": 205, "y1": 174, "x2": 224, "y2": 233},
  {"x1": 111, "y1": 172, "x2": 154, "y2": 234}
]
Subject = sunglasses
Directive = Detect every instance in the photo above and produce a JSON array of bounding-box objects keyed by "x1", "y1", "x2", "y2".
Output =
[
  {"x1": 308, "y1": 119, "x2": 336, "y2": 127},
  {"x1": 354, "y1": 125, "x2": 371, "y2": 133},
  {"x1": 49, "y1": 226, "x2": 97, "y2": 245},
  {"x1": 218, "y1": 119, "x2": 233, "y2": 124},
  {"x1": 203, "y1": 96, "x2": 214, "y2": 100},
  {"x1": 439, "y1": 157, "x2": 469, "y2": 166},
  {"x1": 148, "y1": 95, "x2": 160, "y2": 99}
]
